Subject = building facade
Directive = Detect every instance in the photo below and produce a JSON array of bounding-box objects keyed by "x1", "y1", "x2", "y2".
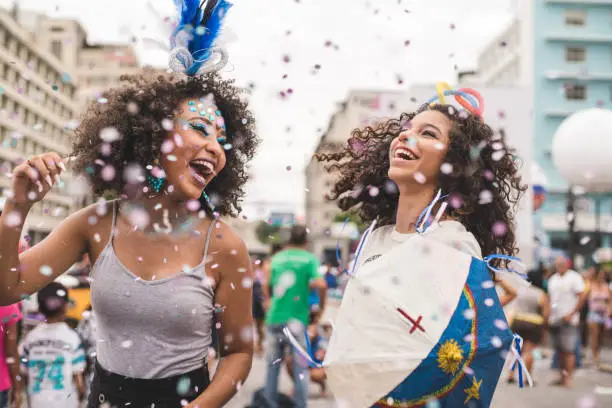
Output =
[
  {"x1": 306, "y1": 87, "x2": 533, "y2": 266},
  {"x1": 467, "y1": 0, "x2": 612, "y2": 255},
  {"x1": 0, "y1": 9, "x2": 80, "y2": 243},
  {"x1": 0, "y1": 7, "x2": 140, "y2": 243}
]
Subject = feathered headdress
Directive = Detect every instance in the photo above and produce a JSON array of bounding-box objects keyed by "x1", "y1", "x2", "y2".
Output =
[{"x1": 169, "y1": 0, "x2": 233, "y2": 76}]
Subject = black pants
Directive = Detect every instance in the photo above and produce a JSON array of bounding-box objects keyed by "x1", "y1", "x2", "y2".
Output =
[{"x1": 87, "y1": 361, "x2": 210, "y2": 408}]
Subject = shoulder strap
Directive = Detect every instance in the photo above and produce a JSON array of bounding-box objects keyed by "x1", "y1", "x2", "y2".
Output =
[
  {"x1": 106, "y1": 200, "x2": 118, "y2": 246},
  {"x1": 203, "y1": 217, "x2": 216, "y2": 261}
]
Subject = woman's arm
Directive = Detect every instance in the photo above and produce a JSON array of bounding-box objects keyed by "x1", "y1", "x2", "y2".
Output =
[
  {"x1": 0, "y1": 153, "x2": 90, "y2": 305},
  {"x1": 497, "y1": 278, "x2": 517, "y2": 307},
  {"x1": 188, "y1": 226, "x2": 254, "y2": 408},
  {"x1": 0, "y1": 203, "x2": 90, "y2": 305}
]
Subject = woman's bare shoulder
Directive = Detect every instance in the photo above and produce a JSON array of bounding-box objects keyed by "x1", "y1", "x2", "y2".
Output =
[{"x1": 208, "y1": 218, "x2": 248, "y2": 255}]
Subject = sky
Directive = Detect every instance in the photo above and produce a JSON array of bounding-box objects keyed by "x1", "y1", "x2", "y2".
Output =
[{"x1": 2, "y1": 0, "x2": 515, "y2": 219}]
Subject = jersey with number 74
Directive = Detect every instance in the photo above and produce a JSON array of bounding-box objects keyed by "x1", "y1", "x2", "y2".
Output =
[{"x1": 19, "y1": 322, "x2": 86, "y2": 408}]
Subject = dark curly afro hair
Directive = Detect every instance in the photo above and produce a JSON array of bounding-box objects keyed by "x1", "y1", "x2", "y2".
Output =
[
  {"x1": 71, "y1": 67, "x2": 258, "y2": 217},
  {"x1": 317, "y1": 104, "x2": 526, "y2": 261}
]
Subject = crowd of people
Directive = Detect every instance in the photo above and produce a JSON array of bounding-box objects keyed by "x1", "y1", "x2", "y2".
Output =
[{"x1": 506, "y1": 255, "x2": 612, "y2": 389}]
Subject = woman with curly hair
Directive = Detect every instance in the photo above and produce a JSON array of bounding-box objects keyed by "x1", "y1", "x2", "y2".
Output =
[
  {"x1": 0, "y1": 1, "x2": 259, "y2": 406},
  {"x1": 0, "y1": 65, "x2": 258, "y2": 407},
  {"x1": 316, "y1": 92, "x2": 527, "y2": 406},
  {"x1": 0, "y1": 66, "x2": 259, "y2": 407},
  {"x1": 318, "y1": 102, "x2": 524, "y2": 266}
]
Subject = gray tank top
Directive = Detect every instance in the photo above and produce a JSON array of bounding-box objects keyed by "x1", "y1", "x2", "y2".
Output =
[{"x1": 90, "y1": 201, "x2": 216, "y2": 379}]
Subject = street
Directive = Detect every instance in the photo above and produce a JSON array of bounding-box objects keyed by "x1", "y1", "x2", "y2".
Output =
[{"x1": 228, "y1": 348, "x2": 612, "y2": 408}]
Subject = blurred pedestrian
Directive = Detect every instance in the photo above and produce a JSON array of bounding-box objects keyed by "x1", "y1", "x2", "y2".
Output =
[
  {"x1": 507, "y1": 271, "x2": 550, "y2": 383},
  {"x1": 548, "y1": 254, "x2": 586, "y2": 388},
  {"x1": 19, "y1": 282, "x2": 86, "y2": 408},
  {"x1": 76, "y1": 305, "x2": 97, "y2": 401},
  {"x1": 0, "y1": 302, "x2": 22, "y2": 408},
  {"x1": 262, "y1": 225, "x2": 327, "y2": 408},
  {"x1": 252, "y1": 256, "x2": 267, "y2": 356},
  {"x1": 586, "y1": 265, "x2": 610, "y2": 367}
]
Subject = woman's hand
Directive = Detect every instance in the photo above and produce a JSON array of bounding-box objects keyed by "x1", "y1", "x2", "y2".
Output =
[{"x1": 11, "y1": 152, "x2": 65, "y2": 206}]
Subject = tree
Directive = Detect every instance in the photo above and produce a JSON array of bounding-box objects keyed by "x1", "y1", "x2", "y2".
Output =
[
  {"x1": 333, "y1": 211, "x2": 367, "y2": 233},
  {"x1": 255, "y1": 220, "x2": 282, "y2": 245}
]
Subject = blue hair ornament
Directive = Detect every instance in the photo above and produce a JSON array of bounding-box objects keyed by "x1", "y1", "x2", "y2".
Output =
[{"x1": 170, "y1": 0, "x2": 232, "y2": 76}]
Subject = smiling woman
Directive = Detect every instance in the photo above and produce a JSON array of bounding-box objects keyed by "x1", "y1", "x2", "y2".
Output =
[
  {"x1": 318, "y1": 103, "x2": 525, "y2": 261},
  {"x1": 72, "y1": 69, "x2": 257, "y2": 216},
  {"x1": 0, "y1": 66, "x2": 260, "y2": 408}
]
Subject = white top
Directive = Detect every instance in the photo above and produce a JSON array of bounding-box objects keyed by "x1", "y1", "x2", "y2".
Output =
[
  {"x1": 19, "y1": 322, "x2": 86, "y2": 408},
  {"x1": 358, "y1": 220, "x2": 482, "y2": 269},
  {"x1": 548, "y1": 270, "x2": 585, "y2": 326}
]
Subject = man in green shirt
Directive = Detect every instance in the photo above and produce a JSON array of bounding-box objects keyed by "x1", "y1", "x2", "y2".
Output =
[{"x1": 263, "y1": 225, "x2": 326, "y2": 408}]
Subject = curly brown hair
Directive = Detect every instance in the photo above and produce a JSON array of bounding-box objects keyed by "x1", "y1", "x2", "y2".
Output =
[
  {"x1": 317, "y1": 104, "x2": 526, "y2": 260},
  {"x1": 71, "y1": 68, "x2": 258, "y2": 217}
]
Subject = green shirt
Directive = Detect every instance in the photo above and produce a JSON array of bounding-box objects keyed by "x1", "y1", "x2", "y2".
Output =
[{"x1": 266, "y1": 248, "x2": 321, "y2": 326}]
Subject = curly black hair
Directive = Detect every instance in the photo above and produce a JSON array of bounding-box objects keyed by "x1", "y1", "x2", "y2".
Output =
[
  {"x1": 317, "y1": 104, "x2": 526, "y2": 260},
  {"x1": 71, "y1": 67, "x2": 258, "y2": 217}
]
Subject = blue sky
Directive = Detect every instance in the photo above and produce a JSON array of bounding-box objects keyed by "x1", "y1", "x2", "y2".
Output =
[{"x1": 2, "y1": 0, "x2": 514, "y2": 218}]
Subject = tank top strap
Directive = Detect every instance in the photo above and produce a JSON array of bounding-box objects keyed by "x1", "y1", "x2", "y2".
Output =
[
  {"x1": 203, "y1": 217, "x2": 216, "y2": 262},
  {"x1": 107, "y1": 200, "x2": 118, "y2": 246}
]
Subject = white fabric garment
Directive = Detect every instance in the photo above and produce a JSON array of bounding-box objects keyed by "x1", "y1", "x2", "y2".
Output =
[
  {"x1": 548, "y1": 270, "x2": 585, "y2": 326},
  {"x1": 19, "y1": 322, "x2": 86, "y2": 408},
  {"x1": 358, "y1": 220, "x2": 482, "y2": 269},
  {"x1": 324, "y1": 221, "x2": 479, "y2": 407}
]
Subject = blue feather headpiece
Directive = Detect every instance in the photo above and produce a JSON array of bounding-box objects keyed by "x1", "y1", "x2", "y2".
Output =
[{"x1": 169, "y1": 0, "x2": 232, "y2": 76}]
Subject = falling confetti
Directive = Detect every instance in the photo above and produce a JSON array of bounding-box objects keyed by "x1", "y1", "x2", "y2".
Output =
[
  {"x1": 492, "y1": 221, "x2": 507, "y2": 237},
  {"x1": 440, "y1": 163, "x2": 453, "y2": 174},
  {"x1": 40, "y1": 265, "x2": 53, "y2": 276},
  {"x1": 100, "y1": 127, "x2": 121, "y2": 142},
  {"x1": 413, "y1": 172, "x2": 426, "y2": 184}
]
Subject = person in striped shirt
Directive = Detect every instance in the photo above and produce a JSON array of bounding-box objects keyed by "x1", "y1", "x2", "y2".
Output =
[{"x1": 19, "y1": 282, "x2": 85, "y2": 408}]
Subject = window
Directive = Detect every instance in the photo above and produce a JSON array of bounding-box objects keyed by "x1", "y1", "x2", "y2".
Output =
[
  {"x1": 50, "y1": 26, "x2": 64, "y2": 33},
  {"x1": 565, "y1": 9, "x2": 586, "y2": 26},
  {"x1": 51, "y1": 40, "x2": 62, "y2": 59},
  {"x1": 566, "y1": 46, "x2": 586, "y2": 62},
  {"x1": 565, "y1": 84, "x2": 587, "y2": 100}
]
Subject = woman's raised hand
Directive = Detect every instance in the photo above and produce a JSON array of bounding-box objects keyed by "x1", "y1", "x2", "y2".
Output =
[{"x1": 10, "y1": 152, "x2": 66, "y2": 206}]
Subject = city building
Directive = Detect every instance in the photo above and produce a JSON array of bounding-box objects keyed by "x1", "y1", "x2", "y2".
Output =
[
  {"x1": 31, "y1": 17, "x2": 140, "y2": 104},
  {"x1": 466, "y1": 0, "x2": 612, "y2": 254},
  {"x1": 306, "y1": 86, "x2": 533, "y2": 266},
  {"x1": 0, "y1": 8, "x2": 81, "y2": 243},
  {"x1": 0, "y1": 6, "x2": 140, "y2": 243}
]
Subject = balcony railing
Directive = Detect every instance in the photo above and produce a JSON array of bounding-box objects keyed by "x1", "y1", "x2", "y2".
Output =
[
  {"x1": 544, "y1": 70, "x2": 612, "y2": 81},
  {"x1": 545, "y1": 0, "x2": 612, "y2": 5},
  {"x1": 545, "y1": 33, "x2": 612, "y2": 43}
]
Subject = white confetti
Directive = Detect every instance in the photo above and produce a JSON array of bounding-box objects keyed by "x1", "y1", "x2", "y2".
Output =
[
  {"x1": 463, "y1": 308, "x2": 475, "y2": 320},
  {"x1": 4, "y1": 211, "x2": 22, "y2": 227},
  {"x1": 161, "y1": 118, "x2": 174, "y2": 131},
  {"x1": 100, "y1": 127, "x2": 121, "y2": 142},
  {"x1": 413, "y1": 171, "x2": 426, "y2": 184},
  {"x1": 39, "y1": 265, "x2": 53, "y2": 276}
]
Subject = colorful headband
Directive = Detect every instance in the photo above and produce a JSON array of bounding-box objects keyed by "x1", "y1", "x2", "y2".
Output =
[
  {"x1": 169, "y1": 0, "x2": 232, "y2": 76},
  {"x1": 426, "y1": 82, "x2": 484, "y2": 118}
]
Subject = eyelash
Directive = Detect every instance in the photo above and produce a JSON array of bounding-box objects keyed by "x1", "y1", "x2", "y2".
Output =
[
  {"x1": 189, "y1": 123, "x2": 209, "y2": 136},
  {"x1": 422, "y1": 130, "x2": 437, "y2": 138}
]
